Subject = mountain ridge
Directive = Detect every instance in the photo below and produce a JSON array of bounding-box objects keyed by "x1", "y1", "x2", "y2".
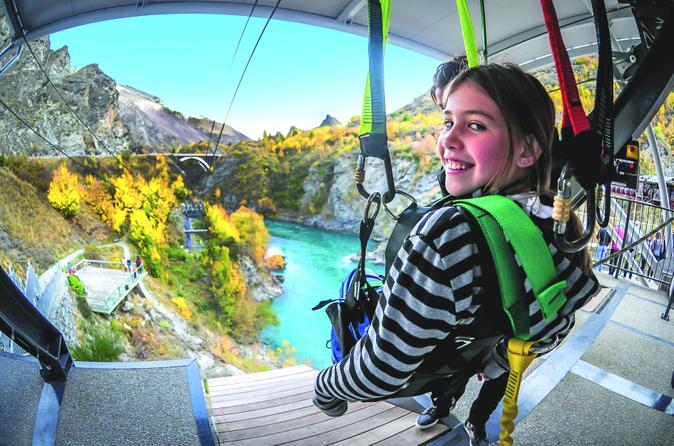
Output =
[{"x1": 0, "y1": 21, "x2": 248, "y2": 155}]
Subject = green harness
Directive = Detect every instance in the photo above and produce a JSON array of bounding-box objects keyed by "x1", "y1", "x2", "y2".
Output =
[
  {"x1": 454, "y1": 195, "x2": 568, "y2": 446},
  {"x1": 454, "y1": 195, "x2": 567, "y2": 340}
]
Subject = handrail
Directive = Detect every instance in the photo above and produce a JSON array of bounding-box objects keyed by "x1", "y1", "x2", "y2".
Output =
[
  {"x1": 0, "y1": 265, "x2": 72, "y2": 380},
  {"x1": 100, "y1": 265, "x2": 146, "y2": 314}
]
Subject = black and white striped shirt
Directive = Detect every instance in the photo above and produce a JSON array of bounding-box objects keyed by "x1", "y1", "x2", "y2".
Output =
[{"x1": 314, "y1": 193, "x2": 599, "y2": 407}]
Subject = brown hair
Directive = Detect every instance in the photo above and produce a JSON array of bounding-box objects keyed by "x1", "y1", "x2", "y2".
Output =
[{"x1": 430, "y1": 57, "x2": 468, "y2": 107}]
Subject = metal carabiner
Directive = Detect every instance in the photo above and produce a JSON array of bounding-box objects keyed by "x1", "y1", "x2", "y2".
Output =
[
  {"x1": 355, "y1": 153, "x2": 397, "y2": 204},
  {"x1": 382, "y1": 189, "x2": 417, "y2": 220},
  {"x1": 363, "y1": 191, "x2": 382, "y2": 223},
  {"x1": 553, "y1": 163, "x2": 597, "y2": 253},
  {"x1": 595, "y1": 181, "x2": 611, "y2": 228}
]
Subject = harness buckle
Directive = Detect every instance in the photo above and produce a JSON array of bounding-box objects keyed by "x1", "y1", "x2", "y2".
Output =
[{"x1": 537, "y1": 280, "x2": 567, "y2": 320}]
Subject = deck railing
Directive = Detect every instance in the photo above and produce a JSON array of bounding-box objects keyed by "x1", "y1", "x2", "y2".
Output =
[
  {"x1": 98, "y1": 265, "x2": 147, "y2": 313},
  {"x1": 579, "y1": 195, "x2": 674, "y2": 289}
]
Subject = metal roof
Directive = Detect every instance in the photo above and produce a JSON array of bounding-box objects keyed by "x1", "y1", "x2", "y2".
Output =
[{"x1": 2, "y1": 1, "x2": 640, "y2": 70}]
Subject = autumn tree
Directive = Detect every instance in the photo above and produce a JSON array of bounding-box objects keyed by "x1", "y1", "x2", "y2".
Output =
[
  {"x1": 47, "y1": 163, "x2": 82, "y2": 218},
  {"x1": 231, "y1": 206, "x2": 269, "y2": 265}
]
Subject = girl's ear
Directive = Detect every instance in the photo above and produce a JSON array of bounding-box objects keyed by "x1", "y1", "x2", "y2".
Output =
[{"x1": 515, "y1": 136, "x2": 542, "y2": 168}]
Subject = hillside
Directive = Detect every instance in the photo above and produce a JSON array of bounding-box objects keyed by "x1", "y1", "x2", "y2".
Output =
[{"x1": 0, "y1": 159, "x2": 111, "y2": 271}]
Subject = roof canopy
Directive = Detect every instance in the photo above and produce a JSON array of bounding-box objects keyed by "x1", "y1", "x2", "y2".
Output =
[{"x1": 2, "y1": 0, "x2": 640, "y2": 71}]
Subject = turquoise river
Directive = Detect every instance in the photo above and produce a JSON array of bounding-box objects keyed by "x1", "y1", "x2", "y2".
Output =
[{"x1": 261, "y1": 220, "x2": 382, "y2": 370}]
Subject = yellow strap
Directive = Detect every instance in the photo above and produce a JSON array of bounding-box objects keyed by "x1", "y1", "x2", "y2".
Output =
[{"x1": 499, "y1": 338, "x2": 537, "y2": 446}]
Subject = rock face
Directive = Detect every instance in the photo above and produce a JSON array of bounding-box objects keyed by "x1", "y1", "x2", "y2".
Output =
[{"x1": 0, "y1": 24, "x2": 247, "y2": 155}]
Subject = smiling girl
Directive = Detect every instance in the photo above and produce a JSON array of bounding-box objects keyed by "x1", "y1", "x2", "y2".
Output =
[{"x1": 313, "y1": 64, "x2": 598, "y2": 440}]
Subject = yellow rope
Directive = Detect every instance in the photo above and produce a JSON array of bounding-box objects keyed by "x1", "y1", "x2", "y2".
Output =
[{"x1": 499, "y1": 338, "x2": 537, "y2": 446}]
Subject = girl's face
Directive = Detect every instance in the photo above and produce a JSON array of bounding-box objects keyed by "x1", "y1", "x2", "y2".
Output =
[{"x1": 437, "y1": 81, "x2": 527, "y2": 197}]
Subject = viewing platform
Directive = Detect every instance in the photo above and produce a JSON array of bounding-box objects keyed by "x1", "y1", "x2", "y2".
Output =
[{"x1": 74, "y1": 259, "x2": 146, "y2": 314}]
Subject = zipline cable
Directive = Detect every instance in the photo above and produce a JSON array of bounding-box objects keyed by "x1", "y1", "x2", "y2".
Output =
[
  {"x1": 20, "y1": 35, "x2": 136, "y2": 177},
  {"x1": 0, "y1": 95, "x2": 122, "y2": 192},
  {"x1": 229, "y1": 0, "x2": 260, "y2": 72},
  {"x1": 210, "y1": 0, "x2": 282, "y2": 162},
  {"x1": 206, "y1": 0, "x2": 259, "y2": 156}
]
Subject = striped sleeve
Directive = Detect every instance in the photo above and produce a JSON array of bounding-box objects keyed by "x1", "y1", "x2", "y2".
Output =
[{"x1": 314, "y1": 207, "x2": 481, "y2": 406}]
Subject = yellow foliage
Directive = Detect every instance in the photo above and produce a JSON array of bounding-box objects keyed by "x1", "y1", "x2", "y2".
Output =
[
  {"x1": 82, "y1": 175, "x2": 116, "y2": 225},
  {"x1": 257, "y1": 197, "x2": 277, "y2": 214},
  {"x1": 171, "y1": 297, "x2": 192, "y2": 320},
  {"x1": 47, "y1": 163, "x2": 82, "y2": 218},
  {"x1": 266, "y1": 254, "x2": 285, "y2": 270},
  {"x1": 231, "y1": 206, "x2": 269, "y2": 264},
  {"x1": 171, "y1": 175, "x2": 190, "y2": 200},
  {"x1": 214, "y1": 187, "x2": 221, "y2": 200},
  {"x1": 205, "y1": 203, "x2": 240, "y2": 245}
]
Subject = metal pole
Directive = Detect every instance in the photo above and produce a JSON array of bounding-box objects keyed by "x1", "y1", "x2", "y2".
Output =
[
  {"x1": 662, "y1": 278, "x2": 674, "y2": 321},
  {"x1": 646, "y1": 124, "x2": 673, "y2": 256}
]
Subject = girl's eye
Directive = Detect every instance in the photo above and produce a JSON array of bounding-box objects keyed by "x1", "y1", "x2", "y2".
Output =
[
  {"x1": 469, "y1": 122, "x2": 486, "y2": 131},
  {"x1": 444, "y1": 120, "x2": 454, "y2": 129}
]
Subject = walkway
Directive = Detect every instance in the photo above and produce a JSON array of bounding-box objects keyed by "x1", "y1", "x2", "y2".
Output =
[
  {"x1": 75, "y1": 259, "x2": 146, "y2": 314},
  {"x1": 206, "y1": 274, "x2": 674, "y2": 445}
]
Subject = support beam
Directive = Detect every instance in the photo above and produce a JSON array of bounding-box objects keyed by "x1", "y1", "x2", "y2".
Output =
[{"x1": 646, "y1": 123, "x2": 673, "y2": 255}]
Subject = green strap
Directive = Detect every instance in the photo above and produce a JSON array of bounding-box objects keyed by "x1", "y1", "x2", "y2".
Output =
[
  {"x1": 456, "y1": 0, "x2": 479, "y2": 67},
  {"x1": 455, "y1": 196, "x2": 568, "y2": 339},
  {"x1": 360, "y1": 0, "x2": 391, "y2": 140}
]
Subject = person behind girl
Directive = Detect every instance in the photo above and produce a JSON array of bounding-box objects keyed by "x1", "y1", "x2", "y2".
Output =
[{"x1": 313, "y1": 64, "x2": 599, "y2": 442}]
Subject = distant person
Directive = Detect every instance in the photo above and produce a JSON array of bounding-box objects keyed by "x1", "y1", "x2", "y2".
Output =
[
  {"x1": 136, "y1": 256, "x2": 142, "y2": 270},
  {"x1": 651, "y1": 232, "x2": 665, "y2": 261},
  {"x1": 67, "y1": 263, "x2": 75, "y2": 274},
  {"x1": 126, "y1": 257, "x2": 132, "y2": 273},
  {"x1": 595, "y1": 227, "x2": 611, "y2": 272}
]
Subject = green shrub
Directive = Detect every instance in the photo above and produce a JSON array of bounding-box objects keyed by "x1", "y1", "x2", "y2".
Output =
[
  {"x1": 159, "y1": 320, "x2": 172, "y2": 330},
  {"x1": 68, "y1": 274, "x2": 85, "y2": 297},
  {"x1": 71, "y1": 320, "x2": 124, "y2": 362},
  {"x1": 166, "y1": 246, "x2": 188, "y2": 262}
]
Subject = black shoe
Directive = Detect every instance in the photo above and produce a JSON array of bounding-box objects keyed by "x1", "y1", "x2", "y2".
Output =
[
  {"x1": 415, "y1": 404, "x2": 447, "y2": 430},
  {"x1": 464, "y1": 420, "x2": 488, "y2": 445}
]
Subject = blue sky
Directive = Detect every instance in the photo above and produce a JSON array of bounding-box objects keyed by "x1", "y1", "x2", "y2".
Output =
[{"x1": 50, "y1": 14, "x2": 442, "y2": 140}]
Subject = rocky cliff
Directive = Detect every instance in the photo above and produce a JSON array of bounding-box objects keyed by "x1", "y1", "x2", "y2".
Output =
[{"x1": 0, "y1": 23, "x2": 247, "y2": 155}]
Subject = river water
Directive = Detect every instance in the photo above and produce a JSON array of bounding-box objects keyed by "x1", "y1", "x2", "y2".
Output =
[{"x1": 261, "y1": 220, "x2": 382, "y2": 370}]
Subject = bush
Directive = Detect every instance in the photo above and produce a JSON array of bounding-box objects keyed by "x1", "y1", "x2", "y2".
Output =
[
  {"x1": 67, "y1": 274, "x2": 86, "y2": 297},
  {"x1": 166, "y1": 246, "x2": 188, "y2": 262},
  {"x1": 71, "y1": 320, "x2": 124, "y2": 362}
]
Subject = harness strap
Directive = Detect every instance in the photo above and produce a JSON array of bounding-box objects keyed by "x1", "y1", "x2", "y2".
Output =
[
  {"x1": 359, "y1": 0, "x2": 390, "y2": 159},
  {"x1": 457, "y1": 0, "x2": 479, "y2": 67},
  {"x1": 539, "y1": 0, "x2": 590, "y2": 135},
  {"x1": 455, "y1": 196, "x2": 568, "y2": 332}
]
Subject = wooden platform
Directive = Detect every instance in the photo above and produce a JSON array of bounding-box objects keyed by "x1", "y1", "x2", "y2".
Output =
[{"x1": 207, "y1": 365, "x2": 449, "y2": 445}]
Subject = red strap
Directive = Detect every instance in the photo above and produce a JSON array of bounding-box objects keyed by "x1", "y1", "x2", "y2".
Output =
[{"x1": 540, "y1": 0, "x2": 590, "y2": 135}]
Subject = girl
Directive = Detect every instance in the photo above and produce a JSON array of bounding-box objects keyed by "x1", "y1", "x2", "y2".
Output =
[{"x1": 313, "y1": 64, "x2": 599, "y2": 439}]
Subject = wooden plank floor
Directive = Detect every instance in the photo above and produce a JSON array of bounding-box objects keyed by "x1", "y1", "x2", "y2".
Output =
[{"x1": 207, "y1": 365, "x2": 449, "y2": 445}]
